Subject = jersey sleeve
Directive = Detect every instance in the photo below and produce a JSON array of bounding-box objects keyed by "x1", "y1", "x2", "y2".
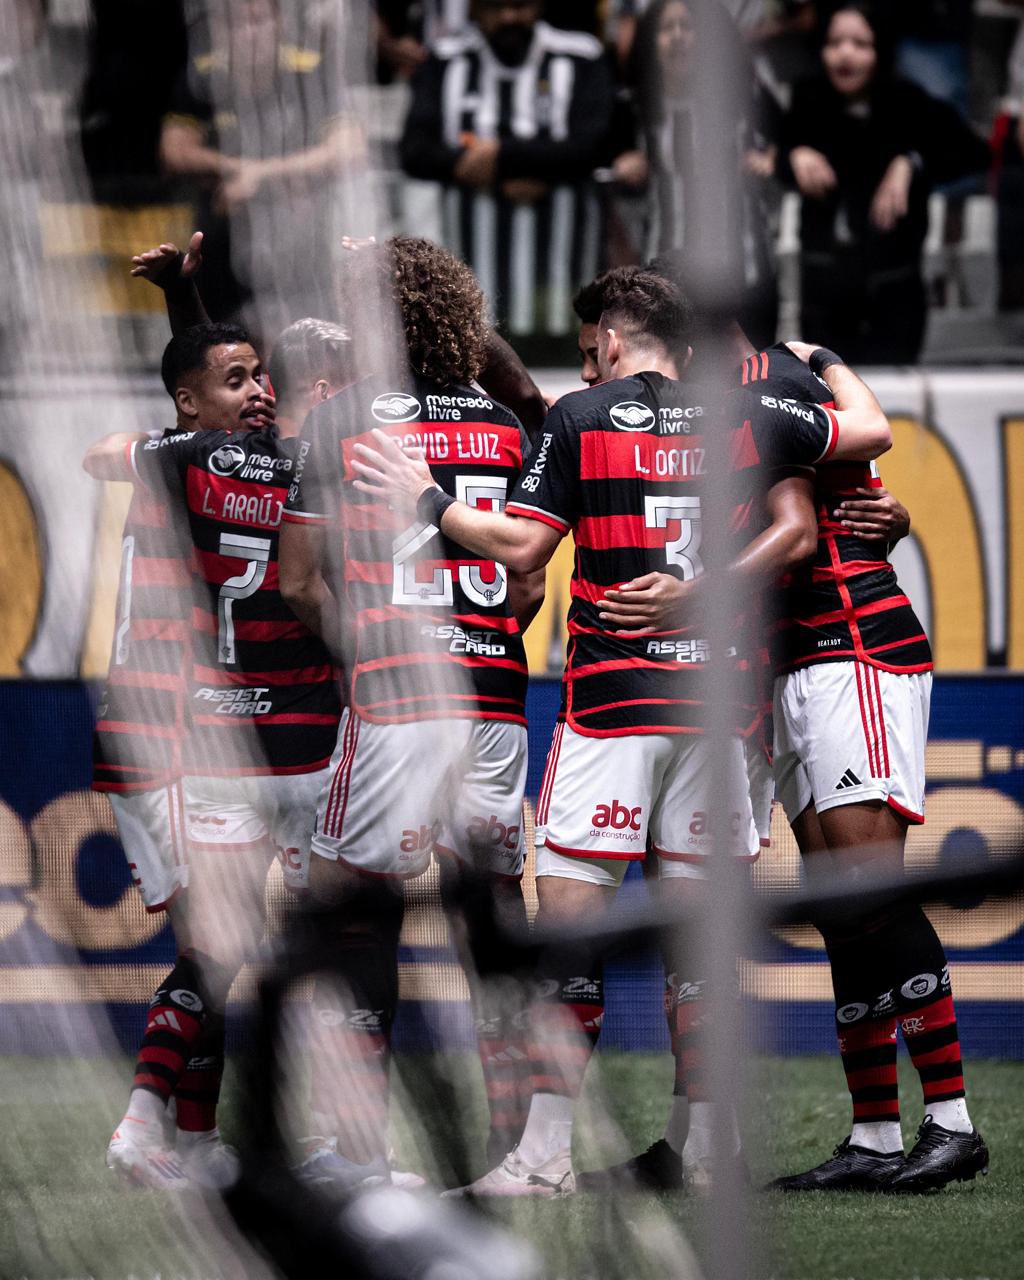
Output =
[
  {"x1": 128, "y1": 430, "x2": 199, "y2": 499},
  {"x1": 505, "y1": 405, "x2": 580, "y2": 534},
  {"x1": 746, "y1": 395, "x2": 839, "y2": 467},
  {"x1": 283, "y1": 412, "x2": 334, "y2": 523}
]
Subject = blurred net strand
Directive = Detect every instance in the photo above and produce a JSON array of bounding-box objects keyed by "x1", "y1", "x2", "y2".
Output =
[{"x1": 470, "y1": 851, "x2": 1024, "y2": 962}]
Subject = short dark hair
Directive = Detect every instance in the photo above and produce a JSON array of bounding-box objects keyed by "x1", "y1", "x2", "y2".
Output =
[
  {"x1": 596, "y1": 266, "x2": 694, "y2": 356},
  {"x1": 160, "y1": 322, "x2": 255, "y2": 397},
  {"x1": 385, "y1": 236, "x2": 488, "y2": 387},
  {"x1": 572, "y1": 277, "x2": 606, "y2": 325},
  {"x1": 267, "y1": 317, "x2": 352, "y2": 403}
]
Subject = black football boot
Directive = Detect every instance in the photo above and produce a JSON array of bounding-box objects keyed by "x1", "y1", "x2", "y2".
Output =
[
  {"x1": 767, "y1": 1137, "x2": 905, "y2": 1191},
  {"x1": 886, "y1": 1118, "x2": 989, "y2": 1193},
  {"x1": 576, "y1": 1139, "x2": 685, "y2": 1191}
]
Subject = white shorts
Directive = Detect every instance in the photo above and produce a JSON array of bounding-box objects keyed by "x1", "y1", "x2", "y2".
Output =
[
  {"x1": 745, "y1": 733, "x2": 775, "y2": 848},
  {"x1": 184, "y1": 769, "x2": 328, "y2": 892},
  {"x1": 311, "y1": 711, "x2": 528, "y2": 879},
  {"x1": 534, "y1": 721, "x2": 759, "y2": 884},
  {"x1": 109, "y1": 783, "x2": 188, "y2": 912},
  {"x1": 773, "y1": 662, "x2": 931, "y2": 824}
]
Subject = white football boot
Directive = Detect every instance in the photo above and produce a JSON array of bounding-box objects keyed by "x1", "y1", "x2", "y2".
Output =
[
  {"x1": 106, "y1": 1117, "x2": 190, "y2": 1191},
  {"x1": 442, "y1": 1147, "x2": 574, "y2": 1198},
  {"x1": 177, "y1": 1130, "x2": 240, "y2": 1189}
]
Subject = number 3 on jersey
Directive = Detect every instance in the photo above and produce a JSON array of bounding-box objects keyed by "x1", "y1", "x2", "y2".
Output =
[
  {"x1": 392, "y1": 475, "x2": 508, "y2": 607},
  {"x1": 644, "y1": 495, "x2": 702, "y2": 578},
  {"x1": 217, "y1": 532, "x2": 272, "y2": 664}
]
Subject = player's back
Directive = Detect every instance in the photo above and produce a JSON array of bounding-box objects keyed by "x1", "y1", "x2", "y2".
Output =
[
  {"x1": 738, "y1": 346, "x2": 932, "y2": 676},
  {"x1": 287, "y1": 373, "x2": 530, "y2": 725},
  {"x1": 129, "y1": 426, "x2": 342, "y2": 776},
  {"x1": 93, "y1": 433, "x2": 192, "y2": 793},
  {"x1": 509, "y1": 371, "x2": 715, "y2": 736}
]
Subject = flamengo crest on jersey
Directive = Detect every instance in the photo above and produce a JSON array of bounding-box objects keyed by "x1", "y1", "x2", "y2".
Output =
[
  {"x1": 93, "y1": 429, "x2": 192, "y2": 793},
  {"x1": 505, "y1": 370, "x2": 838, "y2": 738},
  {"x1": 740, "y1": 345, "x2": 933, "y2": 675},
  {"x1": 129, "y1": 427, "x2": 342, "y2": 776},
  {"x1": 283, "y1": 374, "x2": 529, "y2": 725}
]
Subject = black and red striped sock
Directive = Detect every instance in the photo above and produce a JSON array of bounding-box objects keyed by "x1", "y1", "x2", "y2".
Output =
[
  {"x1": 175, "y1": 1012, "x2": 225, "y2": 1134},
  {"x1": 476, "y1": 1007, "x2": 531, "y2": 1162},
  {"x1": 527, "y1": 960, "x2": 604, "y2": 1101},
  {"x1": 310, "y1": 973, "x2": 394, "y2": 1165},
  {"x1": 131, "y1": 957, "x2": 208, "y2": 1105},
  {"x1": 838, "y1": 1015, "x2": 900, "y2": 1125},
  {"x1": 880, "y1": 907, "x2": 969, "y2": 1117},
  {"x1": 824, "y1": 931, "x2": 901, "y2": 1140},
  {"x1": 308, "y1": 889, "x2": 403, "y2": 1165},
  {"x1": 900, "y1": 991, "x2": 965, "y2": 1105},
  {"x1": 671, "y1": 977, "x2": 708, "y2": 1104}
]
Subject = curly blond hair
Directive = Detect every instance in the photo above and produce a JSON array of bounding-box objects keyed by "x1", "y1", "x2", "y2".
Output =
[{"x1": 385, "y1": 236, "x2": 488, "y2": 387}]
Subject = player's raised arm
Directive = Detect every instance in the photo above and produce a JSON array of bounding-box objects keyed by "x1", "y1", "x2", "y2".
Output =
[
  {"x1": 785, "y1": 342, "x2": 892, "y2": 460},
  {"x1": 129, "y1": 231, "x2": 210, "y2": 334},
  {"x1": 351, "y1": 428, "x2": 561, "y2": 575}
]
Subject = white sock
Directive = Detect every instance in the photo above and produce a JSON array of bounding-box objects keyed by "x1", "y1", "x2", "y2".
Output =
[
  {"x1": 926, "y1": 1099, "x2": 972, "y2": 1133},
  {"x1": 121, "y1": 1088, "x2": 166, "y2": 1145},
  {"x1": 682, "y1": 1102, "x2": 741, "y2": 1164},
  {"x1": 850, "y1": 1121, "x2": 903, "y2": 1154},
  {"x1": 516, "y1": 1092, "x2": 574, "y2": 1166},
  {"x1": 662, "y1": 1097, "x2": 689, "y2": 1155}
]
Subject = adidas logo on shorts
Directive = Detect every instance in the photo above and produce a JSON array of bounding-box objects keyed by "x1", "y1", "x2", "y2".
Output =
[{"x1": 834, "y1": 769, "x2": 862, "y2": 791}]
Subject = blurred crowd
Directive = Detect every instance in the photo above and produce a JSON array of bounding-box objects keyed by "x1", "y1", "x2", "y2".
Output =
[{"x1": 8, "y1": 0, "x2": 1024, "y2": 362}]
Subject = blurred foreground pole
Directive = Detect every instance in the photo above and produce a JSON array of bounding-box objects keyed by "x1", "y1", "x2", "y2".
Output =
[{"x1": 675, "y1": 8, "x2": 750, "y2": 1279}]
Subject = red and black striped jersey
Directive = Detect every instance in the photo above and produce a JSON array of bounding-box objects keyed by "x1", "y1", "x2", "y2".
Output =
[
  {"x1": 742, "y1": 345, "x2": 934, "y2": 676},
  {"x1": 283, "y1": 374, "x2": 529, "y2": 726},
  {"x1": 505, "y1": 370, "x2": 837, "y2": 737},
  {"x1": 129, "y1": 427, "x2": 343, "y2": 775},
  {"x1": 93, "y1": 428, "x2": 192, "y2": 793}
]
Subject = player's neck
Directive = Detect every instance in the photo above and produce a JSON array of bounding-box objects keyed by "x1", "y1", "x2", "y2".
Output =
[{"x1": 611, "y1": 350, "x2": 679, "y2": 380}]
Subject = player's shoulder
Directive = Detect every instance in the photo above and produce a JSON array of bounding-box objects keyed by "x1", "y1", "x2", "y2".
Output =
[
  {"x1": 417, "y1": 378, "x2": 521, "y2": 429},
  {"x1": 550, "y1": 379, "x2": 625, "y2": 432},
  {"x1": 534, "y1": 20, "x2": 604, "y2": 61},
  {"x1": 139, "y1": 428, "x2": 200, "y2": 453},
  {"x1": 736, "y1": 344, "x2": 830, "y2": 405},
  {"x1": 553, "y1": 372, "x2": 694, "y2": 433}
]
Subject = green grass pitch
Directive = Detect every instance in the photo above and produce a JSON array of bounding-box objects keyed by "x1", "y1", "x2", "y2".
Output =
[{"x1": 1, "y1": 1053, "x2": 1020, "y2": 1279}]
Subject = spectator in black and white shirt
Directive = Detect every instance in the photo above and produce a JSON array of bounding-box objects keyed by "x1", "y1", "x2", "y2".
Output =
[{"x1": 399, "y1": 0, "x2": 614, "y2": 338}]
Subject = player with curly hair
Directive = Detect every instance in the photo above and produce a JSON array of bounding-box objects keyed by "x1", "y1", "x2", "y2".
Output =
[{"x1": 278, "y1": 235, "x2": 544, "y2": 1187}]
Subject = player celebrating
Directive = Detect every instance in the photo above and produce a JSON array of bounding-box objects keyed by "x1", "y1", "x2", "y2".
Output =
[
  {"x1": 278, "y1": 236, "x2": 542, "y2": 1187},
  {"x1": 86, "y1": 320, "x2": 347, "y2": 1187},
  {"x1": 351, "y1": 267, "x2": 893, "y2": 1195},
  {"x1": 766, "y1": 345, "x2": 988, "y2": 1193}
]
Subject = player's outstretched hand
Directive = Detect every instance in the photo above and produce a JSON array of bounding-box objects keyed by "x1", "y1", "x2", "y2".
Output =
[
  {"x1": 130, "y1": 231, "x2": 203, "y2": 286},
  {"x1": 598, "y1": 572, "x2": 691, "y2": 634},
  {"x1": 352, "y1": 429, "x2": 433, "y2": 519},
  {"x1": 833, "y1": 486, "x2": 910, "y2": 542}
]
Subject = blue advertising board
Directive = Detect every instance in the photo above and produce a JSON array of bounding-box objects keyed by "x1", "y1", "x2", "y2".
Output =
[{"x1": 0, "y1": 677, "x2": 1022, "y2": 1058}]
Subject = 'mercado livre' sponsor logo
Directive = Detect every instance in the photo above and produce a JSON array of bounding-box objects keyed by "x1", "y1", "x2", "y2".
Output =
[
  {"x1": 208, "y1": 443, "x2": 247, "y2": 476},
  {"x1": 371, "y1": 392, "x2": 422, "y2": 424},
  {"x1": 609, "y1": 401, "x2": 656, "y2": 432}
]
